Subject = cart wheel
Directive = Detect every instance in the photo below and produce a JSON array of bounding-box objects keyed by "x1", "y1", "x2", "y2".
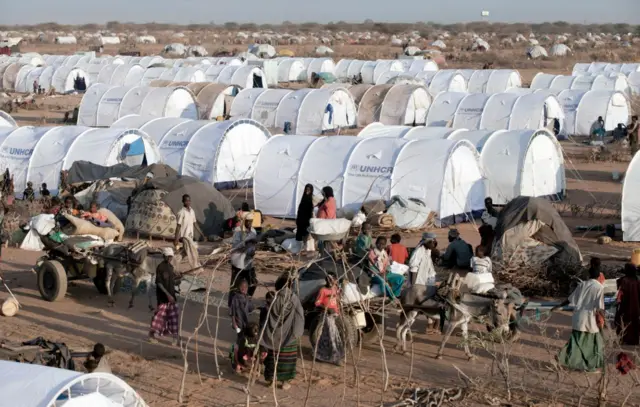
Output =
[
  {"x1": 337, "y1": 312, "x2": 360, "y2": 348},
  {"x1": 361, "y1": 312, "x2": 382, "y2": 344},
  {"x1": 37, "y1": 260, "x2": 68, "y2": 302}
]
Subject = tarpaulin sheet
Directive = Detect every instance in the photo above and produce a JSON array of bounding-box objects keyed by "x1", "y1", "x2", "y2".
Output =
[{"x1": 66, "y1": 161, "x2": 177, "y2": 184}]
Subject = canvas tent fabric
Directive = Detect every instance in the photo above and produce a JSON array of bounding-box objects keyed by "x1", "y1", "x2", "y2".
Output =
[
  {"x1": 425, "y1": 91, "x2": 565, "y2": 134},
  {"x1": 507, "y1": 88, "x2": 630, "y2": 136},
  {"x1": 356, "y1": 84, "x2": 431, "y2": 127},
  {"x1": 335, "y1": 59, "x2": 406, "y2": 84},
  {"x1": 253, "y1": 135, "x2": 485, "y2": 224},
  {"x1": 229, "y1": 87, "x2": 357, "y2": 135},
  {"x1": 572, "y1": 63, "x2": 640, "y2": 77},
  {"x1": 127, "y1": 175, "x2": 235, "y2": 238},
  {"x1": 358, "y1": 125, "x2": 565, "y2": 205},
  {"x1": 0, "y1": 111, "x2": 16, "y2": 128},
  {"x1": 202, "y1": 64, "x2": 267, "y2": 89},
  {"x1": 144, "y1": 81, "x2": 240, "y2": 120},
  {"x1": 623, "y1": 150, "x2": 640, "y2": 241},
  {"x1": 111, "y1": 115, "x2": 270, "y2": 188},
  {"x1": 304, "y1": 58, "x2": 336, "y2": 82},
  {"x1": 277, "y1": 59, "x2": 307, "y2": 82},
  {"x1": 492, "y1": 196, "x2": 582, "y2": 266},
  {"x1": 0, "y1": 126, "x2": 160, "y2": 195},
  {"x1": 450, "y1": 69, "x2": 522, "y2": 93},
  {"x1": 531, "y1": 73, "x2": 630, "y2": 94},
  {"x1": 0, "y1": 360, "x2": 147, "y2": 407},
  {"x1": 550, "y1": 44, "x2": 572, "y2": 57},
  {"x1": 77, "y1": 85, "x2": 199, "y2": 127}
]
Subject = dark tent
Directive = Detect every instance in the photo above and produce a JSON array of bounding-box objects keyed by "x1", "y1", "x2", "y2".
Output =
[
  {"x1": 492, "y1": 196, "x2": 582, "y2": 267},
  {"x1": 128, "y1": 175, "x2": 235, "y2": 238},
  {"x1": 66, "y1": 161, "x2": 177, "y2": 185}
]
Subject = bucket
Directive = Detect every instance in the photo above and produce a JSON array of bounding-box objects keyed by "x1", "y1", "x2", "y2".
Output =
[
  {"x1": 1, "y1": 298, "x2": 19, "y2": 317},
  {"x1": 631, "y1": 249, "x2": 640, "y2": 266},
  {"x1": 354, "y1": 311, "x2": 367, "y2": 329}
]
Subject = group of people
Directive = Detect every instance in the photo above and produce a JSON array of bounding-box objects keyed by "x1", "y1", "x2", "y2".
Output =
[
  {"x1": 597, "y1": 115, "x2": 640, "y2": 154},
  {"x1": 553, "y1": 258, "x2": 640, "y2": 372}
]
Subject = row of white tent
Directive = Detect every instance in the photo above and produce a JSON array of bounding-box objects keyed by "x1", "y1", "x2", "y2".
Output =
[
  {"x1": 425, "y1": 90, "x2": 629, "y2": 137},
  {"x1": 77, "y1": 81, "x2": 630, "y2": 137},
  {"x1": 5, "y1": 111, "x2": 640, "y2": 241},
  {"x1": 0, "y1": 62, "x2": 90, "y2": 93},
  {"x1": 572, "y1": 63, "x2": 640, "y2": 77},
  {"x1": 77, "y1": 85, "x2": 200, "y2": 127},
  {"x1": 253, "y1": 127, "x2": 565, "y2": 223},
  {"x1": 0, "y1": 112, "x2": 16, "y2": 128},
  {"x1": 531, "y1": 73, "x2": 633, "y2": 95}
]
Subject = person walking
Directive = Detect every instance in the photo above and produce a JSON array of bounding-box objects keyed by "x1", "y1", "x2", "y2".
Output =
[
  {"x1": 261, "y1": 276, "x2": 304, "y2": 390},
  {"x1": 615, "y1": 263, "x2": 640, "y2": 346},
  {"x1": 553, "y1": 267, "x2": 605, "y2": 371},
  {"x1": 149, "y1": 248, "x2": 181, "y2": 346}
]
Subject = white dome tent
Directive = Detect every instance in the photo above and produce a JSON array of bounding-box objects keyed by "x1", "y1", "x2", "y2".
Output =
[
  {"x1": 411, "y1": 71, "x2": 467, "y2": 97},
  {"x1": 357, "y1": 125, "x2": 565, "y2": 204},
  {"x1": 531, "y1": 73, "x2": 630, "y2": 94},
  {"x1": 112, "y1": 115, "x2": 270, "y2": 188},
  {"x1": 356, "y1": 84, "x2": 431, "y2": 127},
  {"x1": 78, "y1": 85, "x2": 199, "y2": 127},
  {"x1": 335, "y1": 59, "x2": 405, "y2": 84},
  {"x1": 230, "y1": 87, "x2": 357, "y2": 135},
  {"x1": 304, "y1": 58, "x2": 336, "y2": 82},
  {"x1": 0, "y1": 360, "x2": 147, "y2": 407},
  {"x1": 451, "y1": 69, "x2": 522, "y2": 93},
  {"x1": 526, "y1": 45, "x2": 548, "y2": 59},
  {"x1": 279, "y1": 87, "x2": 356, "y2": 134},
  {"x1": 507, "y1": 88, "x2": 630, "y2": 136},
  {"x1": 139, "y1": 67, "x2": 172, "y2": 86},
  {"x1": 404, "y1": 59, "x2": 439, "y2": 74},
  {"x1": 230, "y1": 88, "x2": 292, "y2": 128},
  {"x1": 622, "y1": 151, "x2": 640, "y2": 241},
  {"x1": 573, "y1": 62, "x2": 640, "y2": 77},
  {"x1": 51, "y1": 65, "x2": 90, "y2": 93},
  {"x1": 277, "y1": 59, "x2": 307, "y2": 82},
  {"x1": 96, "y1": 63, "x2": 146, "y2": 86},
  {"x1": 449, "y1": 129, "x2": 565, "y2": 204},
  {"x1": 550, "y1": 44, "x2": 572, "y2": 57},
  {"x1": 554, "y1": 90, "x2": 629, "y2": 136},
  {"x1": 9, "y1": 64, "x2": 88, "y2": 93},
  {"x1": 0, "y1": 111, "x2": 16, "y2": 128},
  {"x1": 425, "y1": 92, "x2": 565, "y2": 134},
  {"x1": 203, "y1": 64, "x2": 267, "y2": 89},
  {"x1": 0, "y1": 126, "x2": 160, "y2": 195},
  {"x1": 253, "y1": 135, "x2": 485, "y2": 223}
]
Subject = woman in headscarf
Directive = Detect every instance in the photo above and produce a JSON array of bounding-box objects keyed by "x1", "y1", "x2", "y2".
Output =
[
  {"x1": 312, "y1": 273, "x2": 345, "y2": 365},
  {"x1": 552, "y1": 266, "x2": 605, "y2": 371},
  {"x1": 615, "y1": 263, "x2": 640, "y2": 346},
  {"x1": 296, "y1": 184, "x2": 314, "y2": 245},
  {"x1": 262, "y1": 275, "x2": 304, "y2": 390},
  {"x1": 317, "y1": 186, "x2": 336, "y2": 219}
]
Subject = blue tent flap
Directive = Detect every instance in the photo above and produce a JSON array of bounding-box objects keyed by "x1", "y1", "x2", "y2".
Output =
[{"x1": 125, "y1": 138, "x2": 145, "y2": 156}]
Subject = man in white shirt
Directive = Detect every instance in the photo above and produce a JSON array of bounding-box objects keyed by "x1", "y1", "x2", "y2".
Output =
[
  {"x1": 404, "y1": 232, "x2": 437, "y2": 305},
  {"x1": 174, "y1": 194, "x2": 202, "y2": 246},
  {"x1": 232, "y1": 212, "x2": 257, "y2": 249}
]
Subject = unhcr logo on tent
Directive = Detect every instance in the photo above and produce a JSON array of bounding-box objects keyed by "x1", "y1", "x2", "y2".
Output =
[
  {"x1": 163, "y1": 140, "x2": 189, "y2": 148},
  {"x1": 2, "y1": 147, "x2": 34, "y2": 157},
  {"x1": 349, "y1": 164, "x2": 394, "y2": 177}
]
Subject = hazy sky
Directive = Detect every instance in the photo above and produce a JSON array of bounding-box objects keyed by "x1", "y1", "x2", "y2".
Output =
[{"x1": 2, "y1": 0, "x2": 639, "y2": 26}]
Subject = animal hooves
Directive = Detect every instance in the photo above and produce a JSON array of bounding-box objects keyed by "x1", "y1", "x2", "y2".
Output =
[
  {"x1": 435, "y1": 354, "x2": 443, "y2": 360},
  {"x1": 467, "y1": 355, "x2": 477, "y2": 361}
]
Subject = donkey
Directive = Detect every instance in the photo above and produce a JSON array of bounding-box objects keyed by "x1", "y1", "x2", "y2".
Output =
[
  {"x1": 97, "y1": 241, "x2": 185, "y2": 310},
  {"x1": 395, "y1": 273, "x2": 519, "y2": 360}
]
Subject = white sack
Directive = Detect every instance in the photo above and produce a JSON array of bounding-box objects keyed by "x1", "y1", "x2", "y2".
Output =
[
  {"x1": 20, "y1": 229, "x2": 44, "y2": 251},
  {"x1": 30, "y1": 214, "x2": 55, "y2": 236},
  {"x1": 309, "y1": 218, "x2": 352, "y2": 241},
  {"x1": 386, "y1": 196, "x2": 430, "y2": 229}
]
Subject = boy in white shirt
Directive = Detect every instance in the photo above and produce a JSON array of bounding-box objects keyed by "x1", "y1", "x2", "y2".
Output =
[{"x1": 470, "y1": 246, "x2": 492, "y2": 274}]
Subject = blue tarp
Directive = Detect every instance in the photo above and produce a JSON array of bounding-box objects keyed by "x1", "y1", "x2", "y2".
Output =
[{"x1": 125, "y1": 138, "x2": 145, "y2": 156}]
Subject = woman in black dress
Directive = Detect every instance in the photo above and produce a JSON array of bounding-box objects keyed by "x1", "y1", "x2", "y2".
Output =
[{"x1": 296, "y1": 184, "x2": 314, "y2": 243}]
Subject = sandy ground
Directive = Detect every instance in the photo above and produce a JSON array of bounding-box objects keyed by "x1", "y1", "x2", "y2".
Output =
[{"x1": 0, "y1": 152, "x2": 639, "y2": 405}]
